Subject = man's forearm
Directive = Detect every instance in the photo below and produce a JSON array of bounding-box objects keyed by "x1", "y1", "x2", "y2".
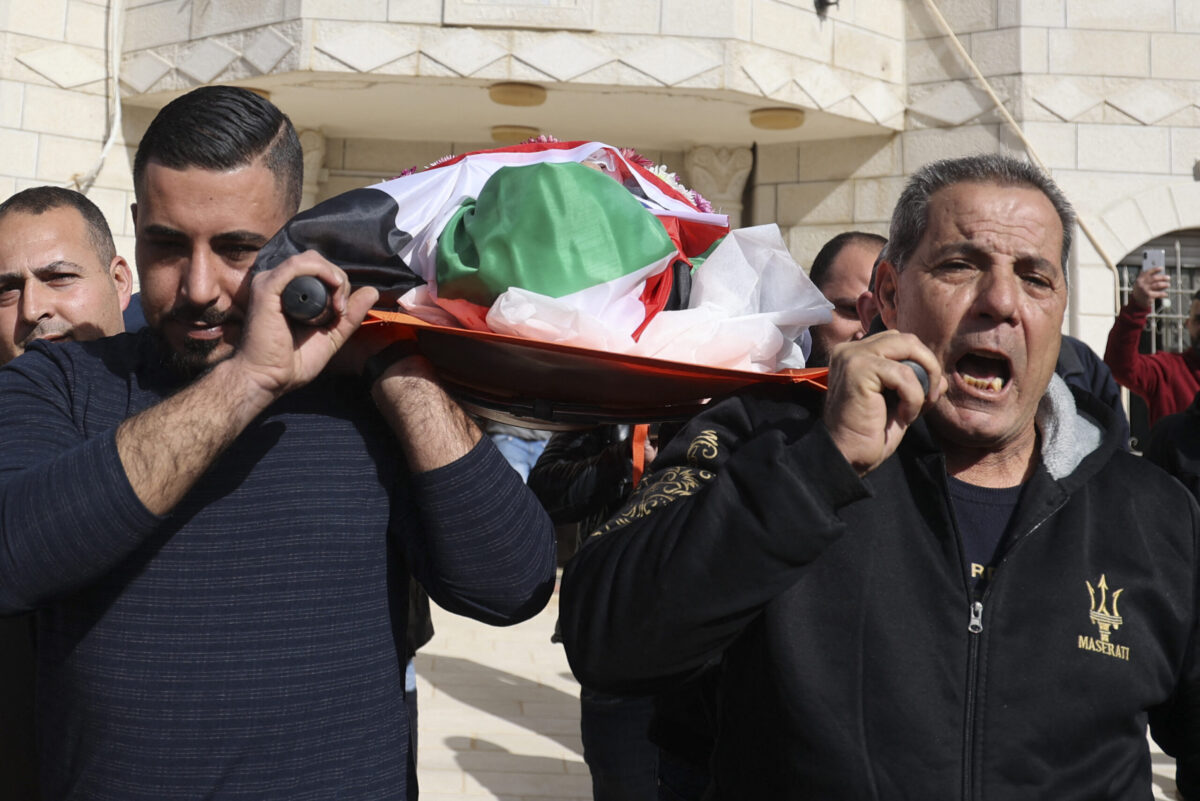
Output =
[
  {"x1": 116, "y1": 358, "x2": 278, "y2": 516},
  {"x1": 370, "y1": 359, "x2": 481, "y2": 473}
]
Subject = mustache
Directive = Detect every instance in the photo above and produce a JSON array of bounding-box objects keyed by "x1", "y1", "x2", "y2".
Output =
[
  {"x1": 19, "y1": 323, "x2": 71, "y2": 348},
  {"x1": 164, "y1": 305, "x2": 241, "y2": 326}
]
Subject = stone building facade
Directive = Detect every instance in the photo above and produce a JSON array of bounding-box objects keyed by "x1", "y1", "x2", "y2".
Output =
[{"x1": 2, "y1": 0, "x2": 1199, "y2": 359}]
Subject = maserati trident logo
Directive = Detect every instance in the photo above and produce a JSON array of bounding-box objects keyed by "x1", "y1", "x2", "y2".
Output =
[{"x1": 1078, "y1": 574, "x2": 1130, "y2": 661}]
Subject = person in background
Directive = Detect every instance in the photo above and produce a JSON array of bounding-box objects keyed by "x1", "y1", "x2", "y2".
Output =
[
  {"x1": 0, "y1": 185, "x2": 133, "y2": 801},
  {"x1": 806, "y1": 231, "x2": 885, "y2": 367},
  {"x1": 1104, "y1": 265, "x2": 1200, "y2": 426}
]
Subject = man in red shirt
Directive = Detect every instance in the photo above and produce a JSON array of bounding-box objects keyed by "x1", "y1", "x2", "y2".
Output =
[{"x1": 1103, "y1": 265, "x2": 1200, "y2": 425}]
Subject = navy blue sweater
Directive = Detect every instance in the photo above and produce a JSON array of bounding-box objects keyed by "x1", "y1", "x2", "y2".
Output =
[{"x1": 0, "y1": 331, "x2": 556, "y2": 800}]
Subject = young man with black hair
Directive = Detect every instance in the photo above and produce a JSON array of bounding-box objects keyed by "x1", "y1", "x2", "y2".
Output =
[
  {"x1": 560, "y1": 154, "x2": 1200, "y2": 799},
  {"x1": 0, "y1": 86, "x2": 555, "y2": 800}
]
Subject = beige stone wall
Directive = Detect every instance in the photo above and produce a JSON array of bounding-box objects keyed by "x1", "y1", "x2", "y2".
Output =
[{"x1": 0, "y1": 0, "x2": 142, "y2": 262}]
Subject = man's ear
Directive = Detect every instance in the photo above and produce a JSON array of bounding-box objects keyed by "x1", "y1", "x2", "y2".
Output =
[
  {"x1": 875, "y1": 260, "x2": 900, "y2": 330},
  {"x1": 110, "y1": 255, "x2": 133, "y2": 311}
]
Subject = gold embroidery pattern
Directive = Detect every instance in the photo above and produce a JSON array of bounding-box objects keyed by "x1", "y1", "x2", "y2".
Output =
[{"x1": 593, "y1": 430, "x2": 721, "y2": 537}]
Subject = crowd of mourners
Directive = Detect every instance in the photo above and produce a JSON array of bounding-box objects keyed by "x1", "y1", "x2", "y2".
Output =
[{"x1": 0, "y1": 85, "x2": 1198, "y2": 801}]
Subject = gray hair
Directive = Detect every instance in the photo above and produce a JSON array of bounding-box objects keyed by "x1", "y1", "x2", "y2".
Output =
[{"x1": 882, "y1": 154, "x2": 1075, "y2": 284}]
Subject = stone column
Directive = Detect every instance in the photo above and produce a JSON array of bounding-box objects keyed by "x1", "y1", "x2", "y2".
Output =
[
  {"x1": 298, "y1": 129, "x2": 328, "y2": 211},
  {"x1": 683, "y1": 146, "x2": 753, "y2": 228}
]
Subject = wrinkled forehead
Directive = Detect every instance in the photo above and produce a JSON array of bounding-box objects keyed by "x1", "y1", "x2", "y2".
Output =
[{"x1": 921, "y1": 182, "x2": 1065, "y2": 269}]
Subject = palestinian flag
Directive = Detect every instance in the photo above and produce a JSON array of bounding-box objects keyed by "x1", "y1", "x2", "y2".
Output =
[{"x1": 253, "y1": 140, "x2": 729, "y2": 343}]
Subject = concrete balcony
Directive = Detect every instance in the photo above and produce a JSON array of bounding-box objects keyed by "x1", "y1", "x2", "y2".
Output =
[{"x1": 114, "y1": 0, "x2": 906, "y2": 150}]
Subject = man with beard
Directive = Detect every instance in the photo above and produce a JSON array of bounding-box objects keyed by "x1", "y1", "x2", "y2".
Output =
[
  {"x1": 559, "y1": 154, "x2": 1200, "y2": 799},
  {"x1": 1104, "y1": 265, "x2": 1200, "y2": 425},
  {"x1": 0, "y1": 86, "x2": 556, "y2": 800},
  {"x1": 0, "y1": 186, "x2": 133, "y2": 800}
]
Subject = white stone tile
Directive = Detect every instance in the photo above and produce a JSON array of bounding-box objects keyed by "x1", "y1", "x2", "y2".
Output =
[
  {"x1": 65, "y1": 0, "x2": 107, "y2": 49},
  {"x1": 777, "y1": 180, "x2": 854, "y2": 225},
  {"x1": 907, "y1": 36, "x2": 971, "y2": 85},
  {"x1": 1099, "y1": 197, "x2": 1152, "y2": 258},
  {"x1": 1180, "y1": 3, "x2": 1200, "y2": 33},
  {"x1": 1107, "y1": 84, "x2": 1189, "y2": 126},
  {"x1": 243, "y1": 27, "x2": 296, "y2": 74},
  {"x1": 316, "y1": 23, "x2": 419, "y2": 72},
  {"x1": 0, "y1": 81, "x2": 24, "y2": 128},
  {"x1": 176, "y1": 39, "x2": 239, "y2": 83},
  {"x1": 1135, "y1": 185, "x2": 1183, "y2": 240},
  {"x1": 1047, "y1": 29, "x2": 1149, "y2": 78},
  {"x1": 1077, "y1": 124, "x2": 1170, "y2": 174},
  {"x1": 1170, "y1": 127, "x2": 1200, "y2": 177},
  {"x1": 853, "y1": 175, "x2": 906, "y2": 223},
  {"x1": 907, "y1": 0, "x2": 995, "y2": 38},
  {"x1": 998, "y1": 0, "x2": 1065, "y2": 27},
  {"x1": 0, "y1": 128, "x2": 40, "y2": 178},
  {"x1": 22, "y1": 83, "x2": 106, "y2": 139},
  {"x1": 304, "y1": 0, "x2": 388, "y2": 21},
  {"x1": 120, "y1": 51, "x2": 172, "y2": 94},
  {"x1": 1065, "y1": 0, "x2": 1173, "y2": 32},
  {"x1": 833, "y1": 23, "x2": 902, "y2": 84},
  {"x1": 739, "y1": 48, "x2": 796, "y2": 96},
  {"x1": 621, "y1": 39, "x2": 723, "y2": 86},
  {"x1": 752, "y1": 0, "x2": 830, "y2": 62},
  {"x1": 1052, "y1": 170, "x2": 1167, "y2": 219},
  {"x1": 901, "y1": 124, "x2": 1002, "y2": 173},
  {"x1": 35, "y1": 133, "x2": 102, "y2": 183},
  {"x1": 750, "y1": 184, "x2": 777, "y2": 225},
  {"x1": 1151, "y1": 34, "x2": 1200, "y2": 81},
  {"x1": 1001, "y1": 120, "x2": 1076, "y2": 169},
  {"x1": 848, "y1": 0, "x2": 904, "y2": 39},
  {"x1": 122, "y1": 0, "x2": 191, "y2": 51},
  {"x1": 3, "y1": 0, "x2": 68, "y2": 41},
  {"x1": 18, "y1": 43, "x2": 108, "y2": 89},
  {"x1": 909, "y1": 83, "x2": 995, "y2": 126},
  {"x1": 1020, "y1": 26, "x2": 1048, "y2": 74},
  {"x1": 1031, "y1": 77, "x2": 1103, "y2": 121},
  {"x1": 190, "y1": 0, "x2": 289, "y2": 37},
  {"x1": 513, "y1": 32, "x2": 613, "y2": 82},
  {"x1": 795, "y1": 64, "x2": 851, "y2": 109},
  {"x1": 422, "y1": 28, "x2": 508, "y2": 77},
  {"x1": 1171, "y1": 183, "x2": 1200, "y2": 233},
  {"x1": 794, "y1": 134, "x2": 898, "y2": 181},
  {"x1": 387, "y1": 0, "x2": 441, "y2": 24},
  {"x1": 592, "y1": 0, "x2": 661, "y2": 34},
  {"x1": 855, "y1": 82, "x2": 906, "y2": 126},
  {"x1": 969, "y1": 28, "x2": 1021, "y2": 77},
  {"x1": 662, "y1": 0, "x2": 742, "y2": 38}
]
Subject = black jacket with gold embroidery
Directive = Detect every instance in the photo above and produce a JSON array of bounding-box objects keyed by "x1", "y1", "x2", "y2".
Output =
[{"x1": 560, "y1": 378, "x2": 1200, "y2": 800}]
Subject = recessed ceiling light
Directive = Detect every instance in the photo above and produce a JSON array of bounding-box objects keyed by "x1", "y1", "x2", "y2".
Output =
[
  {"x1": 489, "y1": 83, "x2": 547, "y2": 107},
  {"x1": 749, "y1": 107, "x2": 806, "y2": 130}
]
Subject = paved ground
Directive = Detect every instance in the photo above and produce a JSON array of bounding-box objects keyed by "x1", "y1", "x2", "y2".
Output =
[{"x1": 413, "y1": 588, "x2": 1180, "y2": 800}]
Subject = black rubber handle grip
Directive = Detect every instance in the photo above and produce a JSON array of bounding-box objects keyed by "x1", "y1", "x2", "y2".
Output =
[
  {"x1": 281, "y1": 276, "x2": 331, "y2": 324},
  {"x1": 900, "y1": 359, "x2": 930, "y2": 398}
]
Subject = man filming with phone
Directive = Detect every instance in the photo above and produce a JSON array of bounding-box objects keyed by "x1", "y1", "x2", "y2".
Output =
[{"x1": 1104, "y1": 248, "x2": 1200, "y2": 425}]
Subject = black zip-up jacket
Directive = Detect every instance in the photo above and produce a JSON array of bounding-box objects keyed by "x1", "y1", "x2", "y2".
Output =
[{"x1": 560, "y1": 378, "x2": 1200, "y2": 800}]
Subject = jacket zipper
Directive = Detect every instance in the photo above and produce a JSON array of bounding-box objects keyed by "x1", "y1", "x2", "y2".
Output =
[{"x1": 959, "y1": 499, "x2": 1065, "y2": 801}]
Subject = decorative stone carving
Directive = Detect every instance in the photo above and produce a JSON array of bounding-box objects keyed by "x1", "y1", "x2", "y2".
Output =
[
  {"x1": 684, "y1": 146, "x2": 753, "y2": 228},
  {"x1": 298, "y1": 129, "x2": 327, "y2": 212}
]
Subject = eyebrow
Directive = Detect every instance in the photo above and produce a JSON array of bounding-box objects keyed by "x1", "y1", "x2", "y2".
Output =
[
  {"x1": 932, "y1": 241, "x2": 1061, "y2": 276},
  {"x1": 0, "y1": 260, "x2": 87, "y2": 284},
  {"x1": 140, "y1": 224, "x2": 270, "y2": 247}
]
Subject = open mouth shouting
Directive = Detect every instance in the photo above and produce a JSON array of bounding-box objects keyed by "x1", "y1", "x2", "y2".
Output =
[{"x1": 955, "y1": 351, "x2": 1011, "y2": 394}]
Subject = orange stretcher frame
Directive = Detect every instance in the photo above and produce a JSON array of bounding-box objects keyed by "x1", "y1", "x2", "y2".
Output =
[{"x1": 367, "y1": 310, "x2": 829, "y2": 428}]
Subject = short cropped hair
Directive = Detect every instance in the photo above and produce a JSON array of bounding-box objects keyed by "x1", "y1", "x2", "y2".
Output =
[
  {"x1": 883, "y1": 154, "x2": 1075, "y2": 285},
  {"x1": 0, "y1": 186, "x2": 116, "y2": 266},
  {"x1": 809, "y1": 231, "x2": 887, "y2": 292},
  {"x1": 133, "y1": 86, "x2": 302, "y2": 215}
]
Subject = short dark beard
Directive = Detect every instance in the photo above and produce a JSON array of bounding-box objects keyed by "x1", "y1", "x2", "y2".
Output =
[{"x1": 165, "y1": 337, "x2": 222, "y2": 379}]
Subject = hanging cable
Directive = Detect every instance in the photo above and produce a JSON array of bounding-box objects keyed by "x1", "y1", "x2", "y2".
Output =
[
  {"x1": 71, "y1": 0, "x2": 124, "y2": 195},
  {"x1": 920, "y1": 0, "x2": 1121, "y2": 314}
]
